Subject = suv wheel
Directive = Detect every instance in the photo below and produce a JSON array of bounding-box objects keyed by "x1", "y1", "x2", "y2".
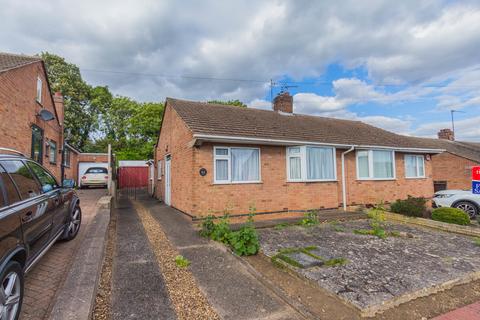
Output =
[
  {"x1": 0, "y1": 261, "x2": 23, "y2": 320},
  {"x1": 62, "y1": 205, "x2": 82, "y2": 241},
  {"x1": 454, "y1": 201, "x2": 478, "y2": 219}
]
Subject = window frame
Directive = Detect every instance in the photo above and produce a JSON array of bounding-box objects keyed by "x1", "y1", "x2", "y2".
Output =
[
  {"x1": 31, "y1": 125, "x2": 44, "y2": 164},
  {"x1": 213, "y1": 146, "x2": 261, "y2": 184},
  {"x1": 36, "y1": 76, "x2": 42, "y2": 103},
  {"x1": 404, "y1": 154, "x2": 425, "y2": 179},
  {"x1": 286, "y1": 146, "x2": 337, "y2": 182},
  {"x1": 63, "y1": 149, "x2": 71, "y2": 168},
  {"x1": 356, "y1": 149, "x2": 396, "y2": 180},
  {"x1": 49, "y1": 140, "x2": 57, "y2": 164}
]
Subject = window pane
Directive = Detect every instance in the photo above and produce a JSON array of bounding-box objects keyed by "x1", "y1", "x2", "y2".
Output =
[
  {"x1": 231, "y1": 148, "x2": 259, "y2": 181},
  {"x1": 357, "y1": 151, "x2": 369, "y2": 178},
  {"x1": 289, "y1": 147, "x2": 300, "y2": 155},
  {"x1": 289, "y1": 157, "x2": 301, "y2": 180},
  {"x1": 49, "y1": 141, "x2": 57, "y2": 163},
  {"x1": 215, "y1": 159, "x2": 228, "y2": 181},
  {"x1": 215, "y1": 148, "x2": 228, "y2": 156},
  {"x1": 157, "y1": 160, "x2": 162, "y2": 180},
  {"x1": 307, "y1": 147, "x2": 334, "y2": 180},
  {"x1": 405, "y1": 155, "x2": 417, "y2": 177},
  {"x1": 0, "y1": 166, "x2": 21, "y2": 206},
  {"x1": 417, "y1": 156, "x2": 425, "y2": 176},
  {"x1": 86, "y1": 167, "x2": 108, "y2": 174},
  {"x1": 1, "y1": 160, "x2": 41, "y2": 199},
  {"x1": 373, "y1": 151, "x2": 394, "y2": 178},
  {"x1": 27, "y1": 162, "x2": 58, "y2": 192},
  {"x1": 31, "y1": 126, "x2": 43, "y2": 164}
]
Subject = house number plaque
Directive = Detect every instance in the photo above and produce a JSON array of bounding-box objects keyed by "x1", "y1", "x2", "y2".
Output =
[{"x1": 199, "y1": 168, "x2": 207, "y2": 176}]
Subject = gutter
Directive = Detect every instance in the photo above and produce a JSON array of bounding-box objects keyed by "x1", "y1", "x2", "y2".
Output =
[{"x1": 341, "y1": 146, "x2": 355, "y2": 211}]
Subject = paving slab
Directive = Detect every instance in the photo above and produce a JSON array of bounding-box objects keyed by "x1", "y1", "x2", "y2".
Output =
[
  {"x1": 111, "y1": 198, "x2": 176, "y2": 320},
  {"x1": 143, "y1": 199, "x2": 302, "y2": 320}
]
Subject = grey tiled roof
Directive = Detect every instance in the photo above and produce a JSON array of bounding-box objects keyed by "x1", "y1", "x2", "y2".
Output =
[
  {"x1": 0, "y1": 52, "x2": 41, "y2": 73},
  {"x1": 167, "y1": 98, "x2": 446, "y2": 151}
]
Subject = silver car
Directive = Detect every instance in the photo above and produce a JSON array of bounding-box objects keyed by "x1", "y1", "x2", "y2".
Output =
[{"x1": 432, "y1": 190, "x2": 480, "y2": 218}]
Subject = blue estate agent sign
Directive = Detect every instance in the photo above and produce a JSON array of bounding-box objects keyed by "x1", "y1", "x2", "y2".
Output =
[{"x1": 473, "y1": 181, "x2": 480, "y2": 195}]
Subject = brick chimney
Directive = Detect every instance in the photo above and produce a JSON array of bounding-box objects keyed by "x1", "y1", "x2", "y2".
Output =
[
  {"x1": 273, "y1": 92, "x2": 293, "y2": 113},
  {"x1": 53, "y1": 92, "x2": 64, "y2": 126},
  {"x1": 438, "y1": 128, "x2": 455, "y2": 141}
]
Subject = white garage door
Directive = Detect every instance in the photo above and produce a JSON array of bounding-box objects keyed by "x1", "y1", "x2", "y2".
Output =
[{"x1": 78, "y1": 162, "x2": 108, "y2": 186}]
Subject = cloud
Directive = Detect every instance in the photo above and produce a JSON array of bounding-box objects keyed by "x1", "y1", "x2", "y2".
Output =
[{"x1": 412, "y1": 116, "x2": 480, "y2": 141}]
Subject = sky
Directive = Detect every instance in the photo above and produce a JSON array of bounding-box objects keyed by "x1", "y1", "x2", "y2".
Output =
[{"x1": 1, "y1": 0, "x2": 480, "y2": 141}]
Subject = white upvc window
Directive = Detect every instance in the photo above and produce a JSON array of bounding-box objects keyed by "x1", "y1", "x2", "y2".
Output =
[
  {"x1": 356, "y1": 149, "x2": 396, "y2": 180},
  {"x1": 157, "y1": 160, "x2": 162, "y2": 180},
  {"x1": 213, "y1": 146, "x2": 261, "y2": 184},
  {"x1": 404, "y1": 155, "x2": 425, "y2": 178},
  {"x1": 286, "y1": 146, "x2": 336, "y2": 182},
  {"x1": 36, "y1": 76, "x2": 42, "y2": 103}
]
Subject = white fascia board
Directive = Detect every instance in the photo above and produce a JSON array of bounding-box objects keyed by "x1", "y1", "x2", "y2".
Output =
[{"x1": 192, "y1": 134, "x2": 445, "y2": 154}]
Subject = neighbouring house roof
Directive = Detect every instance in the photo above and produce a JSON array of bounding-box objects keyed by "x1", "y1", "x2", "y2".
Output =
[
  {"x1": 0, "y1": 52, "x2": 41, "y2": 73},
  {"x1": 65, "y1": 143, "x2": 81, "y2": 154},
  {"x1": 411, "y1": 138, "x2": 480, "y2": 163},
  {"x1": 166, "y1": 98, "x2": 444, "y2": 152}
]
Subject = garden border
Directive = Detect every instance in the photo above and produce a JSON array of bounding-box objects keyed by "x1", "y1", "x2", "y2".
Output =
[{"x1": 383, "y1": 212, "x2": 480, "y2": 237}]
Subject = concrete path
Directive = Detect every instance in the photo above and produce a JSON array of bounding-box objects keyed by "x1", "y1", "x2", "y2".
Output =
[
  {"x1": 433, "y1": 301, "x2": 480, "y2": 320},
  {"x1": 111, "y1": 197, "x2": 176, "y2": 320},
  {"x1": 140, "y1": 198, "x2": 302, "y2": 320}
]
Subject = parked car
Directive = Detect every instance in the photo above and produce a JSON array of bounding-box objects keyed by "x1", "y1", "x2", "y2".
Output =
[
  {"x1": 0, "y1": 148, "x2": 81, "y2": 320},
  {"x1": 80, "y1": 167, "x2": 108, "y2": 188},
  {"x1": 432, "y1": 189, "x2": 480, "y2": 218}
]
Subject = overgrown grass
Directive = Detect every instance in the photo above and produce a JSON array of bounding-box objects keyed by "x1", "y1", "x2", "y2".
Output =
[
  {"x1": 175, "y1": 255, "x2": 190, "y2": 268},
  {"x1": 271, "y1": 245, "x2": 348, "y2": 269}
]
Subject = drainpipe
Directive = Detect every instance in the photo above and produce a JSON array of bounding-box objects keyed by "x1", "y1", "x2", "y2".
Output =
[{"x1": 341, "y1": 146, "x2": 355, "y2": 211}]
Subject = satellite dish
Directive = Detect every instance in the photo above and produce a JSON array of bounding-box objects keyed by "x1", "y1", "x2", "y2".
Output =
[{"x1": 38, "y1": 109, "x2": 55, "y2": 121}]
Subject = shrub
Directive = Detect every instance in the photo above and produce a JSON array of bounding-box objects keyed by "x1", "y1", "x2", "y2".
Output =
[
  {"x1": 175, "y1": 255, "x2": 190, "y2": 268},
  {"x1": 199, "y1": 215, "x2": 216, "y2": 238},
  {"x1": 390, "y1": 196, "x2": 427, "y2": 217},
  {"x1": 431, "y1": 207, "x2": 470, "y2": 225},
  {"x1": 229, "y1": 224, "x2": 260, "y2": 256},
  {"x1": 210, "y1": 216, "x2": 232, "y2": 244}
]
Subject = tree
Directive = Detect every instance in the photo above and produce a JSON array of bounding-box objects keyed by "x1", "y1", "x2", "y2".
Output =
[
  {"x1": 207, "y1": 99, "x2": 247, "y2": 108},
  {"x1": 41, "y1": 52, "x2": 99, "y2": 150}
]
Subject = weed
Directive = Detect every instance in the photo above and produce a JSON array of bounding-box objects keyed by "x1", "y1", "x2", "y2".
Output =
[
  {"x1": 271, "y1": 246, "x2": 348, "y2": 269},
  {"x1": 274, "y1": 222, "x2": 291, "y2": 230},
  {"x1": 324, "y1": 257, "x2": 349, "y2": 267},
  {"x1": 474, "y1": 238, "x2": 480, "y2": 247},
  {"x1": 199, "y1": 215, "x2": 216, "y2": 238},
  {"x1": 210, "y1": 215, "x2": 232, "y2": 244},
  {"x1": 175, "y1": 255, "x2": 190, "y2": 268},
  {"x1": 298, "y1": 210, "x2": 319, "y2": 227},
  {"x1": 229, "y1": 224, "x2": 260, "y2": 256}
]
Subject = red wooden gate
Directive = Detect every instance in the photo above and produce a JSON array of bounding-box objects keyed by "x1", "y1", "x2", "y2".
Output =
[{"x1": 118, "y1": 166, "x2": 149, "y2": 188}]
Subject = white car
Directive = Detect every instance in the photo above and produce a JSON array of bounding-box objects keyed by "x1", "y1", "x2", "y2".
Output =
[
  {"x1": 80, "y1": 167, "x2": 108, "y2": 188},
  {"x1": 432, "y1": 190, "x2": 480, "y2": 218}
]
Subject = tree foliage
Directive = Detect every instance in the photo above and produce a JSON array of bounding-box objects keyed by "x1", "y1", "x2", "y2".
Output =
[{"x1": 207, "y1": 99, "x2": 247, "y2": 108}]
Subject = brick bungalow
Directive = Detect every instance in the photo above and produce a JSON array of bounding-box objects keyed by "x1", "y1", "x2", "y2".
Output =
[
  {"x1": 425, "y1": 129, "x2": 480, "y2": 191},
  {"x1": 0, "y1": 52, "x2": 65, "y2": 180},
  {"x1": 154, "y1": 94, "x2": 444, "y2": 219}
]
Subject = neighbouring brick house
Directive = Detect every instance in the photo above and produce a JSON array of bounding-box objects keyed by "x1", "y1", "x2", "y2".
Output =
[
  {"x1": 0, "y1": 52, "x2": 65, "y2": 180},
  {"x1": 154, "y1": 94, "x2": 444, "y2": 219},
  {"x1": 423, "y1": 129, "x2": 480, "y2": 191}
]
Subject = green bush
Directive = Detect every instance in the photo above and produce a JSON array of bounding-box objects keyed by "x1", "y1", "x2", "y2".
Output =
[
  {"x1": 390, "y1": 196, "x2": 427, "y2": 217},
  {"x1": 228, "y1": 224, "x2": 260, "y2": 256},
  {"x1": 431, "y1": 207, "x2": 470, "y2": 225},
  {"x1": 210, "y1": 216, "x2": 232, "y2": 244},
  {"x1": 199, "y1": 215, "x2": 216, "y2": 238}
]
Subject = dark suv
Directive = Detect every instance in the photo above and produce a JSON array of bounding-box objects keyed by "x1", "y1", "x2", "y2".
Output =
[{"x1": 0, "y1": 148, "x2": 81, "y2": 320}]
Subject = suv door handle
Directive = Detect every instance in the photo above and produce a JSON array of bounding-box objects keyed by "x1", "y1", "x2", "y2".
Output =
[{"x1": 22, "y1": 211, "x2": 33, "y2": 223}]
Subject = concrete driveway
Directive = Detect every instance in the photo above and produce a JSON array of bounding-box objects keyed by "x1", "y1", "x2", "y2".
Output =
[{"x1": 20, "y1": 188, "x2": 107, "y2": 320}]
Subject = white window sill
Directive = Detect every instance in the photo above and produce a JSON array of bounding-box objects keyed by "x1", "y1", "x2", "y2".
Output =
[
  {"x1": 357, "y1": 178, "x2": 396, "y2": 181},
  {"x1": 286, "y1": 179, "x2": 338, "y2": 183},
  {"x1": 213, "y1": 181, "x2": 263, "y2": 185},
  {"x1": 405, "y1": 176, "x2": 426, "y2": 179}
]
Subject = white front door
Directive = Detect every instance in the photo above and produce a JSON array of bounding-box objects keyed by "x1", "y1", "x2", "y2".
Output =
[{"x1": 164, "y1": 155, "x2": 171, "y2": 206}]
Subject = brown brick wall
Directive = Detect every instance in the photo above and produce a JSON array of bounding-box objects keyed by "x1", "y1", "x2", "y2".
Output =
[
  {"x1": 431, "y1": 152, "x2": 479, "y2": 190},
  {"x1": 154, "y1": 108, "x2": 435, "y2": 218},
  {"x1": 0, "y1": 62, "x2": 63, "y2": 180},
  {"x1": 63, "y1": 151, "x2": 79, "y2": 181},
  {"x1": 78, "y1": 153, "x2": 108, "y2": 163}
]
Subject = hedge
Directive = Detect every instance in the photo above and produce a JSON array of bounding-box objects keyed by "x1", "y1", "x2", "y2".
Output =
[
  {"x1": 390, "y1": 196, "x2": 427, "y2": 217},
  {"x1": 431, "y1": 207, "x2": 470, "y2": 226}
]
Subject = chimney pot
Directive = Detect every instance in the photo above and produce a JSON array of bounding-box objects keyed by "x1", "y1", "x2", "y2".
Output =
[
  {"x1": 438, "y1": 128, "x2": 455, "y2": 141},
  {"x1": 273, "y1": 92, "x2": 293, "y2": 113}
]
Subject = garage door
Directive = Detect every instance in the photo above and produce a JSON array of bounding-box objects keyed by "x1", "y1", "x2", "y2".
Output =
[{"x1": 78, "y1": 162, "x2": 108, "y2": 186}]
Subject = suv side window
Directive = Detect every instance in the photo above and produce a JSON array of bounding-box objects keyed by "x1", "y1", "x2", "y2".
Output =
[
  {"x1": 0, "y1": 164, "x2": 21, "y2": 206},
  {"x1": 1, "y1": 160, "x2": 42, "y2": 200},
  {"x1": 27, "y1": 161, "x2": 59, "y2": 193}
]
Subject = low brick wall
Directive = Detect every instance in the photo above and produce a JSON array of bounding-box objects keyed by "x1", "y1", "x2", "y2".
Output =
[{"x1": 384, "y1": 212, "x2": 480, "y2": 237}]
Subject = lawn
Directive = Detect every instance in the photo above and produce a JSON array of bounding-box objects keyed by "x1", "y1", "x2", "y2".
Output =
[{"x1": 258, "y1": 220, "x2": 480, "y2": 316}]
